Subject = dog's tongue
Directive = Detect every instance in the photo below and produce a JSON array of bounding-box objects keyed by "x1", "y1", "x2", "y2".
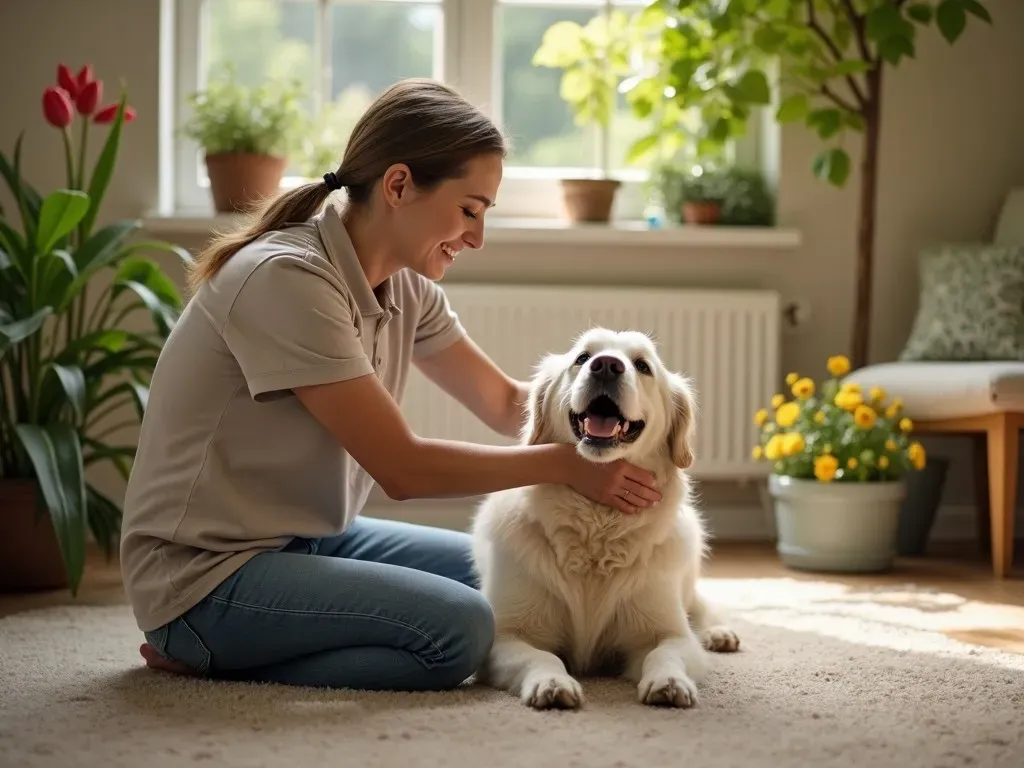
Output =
[{"x1": 584, "y1": 415, "x2": 619, "y2": 438}]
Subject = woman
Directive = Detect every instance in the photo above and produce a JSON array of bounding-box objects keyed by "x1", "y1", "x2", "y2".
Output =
[{"x1": 121, "y1": 78, "x2": 663, "y2": 692}]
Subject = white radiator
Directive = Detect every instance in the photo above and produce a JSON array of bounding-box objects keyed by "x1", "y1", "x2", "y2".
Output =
[{"x1": 401, "y1": 284, "x2": 781, "y2": 479}]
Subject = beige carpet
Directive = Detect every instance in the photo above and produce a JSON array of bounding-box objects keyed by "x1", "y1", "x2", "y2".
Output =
[{"x1": 2, "y1": 578, "x2": 1023, "y2": 768}]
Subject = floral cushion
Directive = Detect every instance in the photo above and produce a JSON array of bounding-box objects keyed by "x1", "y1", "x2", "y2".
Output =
[{"x1": 900, "y1": 242, "x2": 1024, "y2": 362}]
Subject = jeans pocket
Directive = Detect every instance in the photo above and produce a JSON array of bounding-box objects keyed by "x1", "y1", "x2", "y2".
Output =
[{"x1": 163, "y1": 614, "x2": 214, "y2": 675}]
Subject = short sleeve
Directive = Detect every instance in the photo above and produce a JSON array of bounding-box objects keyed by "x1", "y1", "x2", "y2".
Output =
[
  {"x1": 224, "y1": 255, "x2": 374, "y2": 400},
  {"x1": 412, "y1": 277, "x2": 467, "y2": 358}
]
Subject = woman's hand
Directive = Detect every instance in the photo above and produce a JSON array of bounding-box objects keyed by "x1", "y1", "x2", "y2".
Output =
[{"x1": 562, "y1": 447, "x2": 663, "y2": 514}]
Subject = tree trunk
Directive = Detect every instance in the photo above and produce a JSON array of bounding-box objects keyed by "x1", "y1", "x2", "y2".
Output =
[{"x1": 851, "y1": 66, "x2": 883, "y2": 370}]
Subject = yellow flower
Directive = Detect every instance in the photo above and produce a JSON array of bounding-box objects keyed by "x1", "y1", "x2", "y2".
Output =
[
  {"x1": 885, "y1": 439, "x2": 898, "y2": 452},
  {"x1": 870, "y1": 386, "x2": 887, "y2": 403},
  {"x1": 878, "y1": 455, "x2": 890, "y2": 469},
  {"x1": 840, "y1": 381, "x2": 861, "y2": 394},
  {"x1": 764, "y1": 434, "x2": 784, "y2": 460},
  {"x1": 899, "y1": 417, "x2": 913, "y2": 432},
  {"x1": 785, "y1": 372, "x2": 799, "y2": 386},
  {"x1": 847, "y1": 457, "x2": 858, "y2": 469},
  {"x1": 853, "y1": 404, "x2": 876, "y2": 429},
  {"x1": 775, "y1": 401, "x2": 801, "y2": 428},
  {"x1": 754, "y1": 408, "x2": 768, "y2": 427},
  {"x1": 752, "y1": 445, "x2": 763, "y2": 460},
  {"x1": 792, "y1": 377, "x2": 815, "y2": 399},
  {"x1": 827, "y1": 355, "x2": 850, "y2": 377},
  {"x1": 834, "y1": 389, "x2": 864, "y2": 411},
  {"x1": 814, "y1": 454, "x2": 839, "y2": 482},
  {"x1": 814, "y1": 410, "x2": 826, "y2": 424},
  {"x1": 908, "y1": 441, "x2": 926, "y2": 470},
  {"x1": 771, "y1": 393, "x2": 785, "y2": 409},
  {"x1": 781, "y1": 432, "x2": 805, "y2": 456}
]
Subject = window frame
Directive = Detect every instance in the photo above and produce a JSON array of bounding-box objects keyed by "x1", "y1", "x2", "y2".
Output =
[{"x1": 166, "y1": 0, "x2": 765, "y2": 220}]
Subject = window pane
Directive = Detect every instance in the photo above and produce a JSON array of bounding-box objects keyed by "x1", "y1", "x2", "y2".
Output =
[{"x1": 499, "y1": 1, "x2": 650, "y2": 173}]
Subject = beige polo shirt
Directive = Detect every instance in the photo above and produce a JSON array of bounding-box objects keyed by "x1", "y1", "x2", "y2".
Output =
[{"x1": 119, "y1": 197, "x2": 467, "y2": 632}]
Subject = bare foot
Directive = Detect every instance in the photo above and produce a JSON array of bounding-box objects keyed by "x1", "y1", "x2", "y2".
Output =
[{"x1": 140, "y1": 643, "x2": 198, "y2": 676}]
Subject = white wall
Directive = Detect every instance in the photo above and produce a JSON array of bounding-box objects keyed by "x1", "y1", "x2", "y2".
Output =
[{"x1": 2, "y1": 0, "x2": 1023, "y2": 545}]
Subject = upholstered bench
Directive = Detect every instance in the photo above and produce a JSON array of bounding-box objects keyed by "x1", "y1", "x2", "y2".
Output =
[
  {"x1": 845, "y1": 188, "x2": 1024, "y2": 579},
  {"x1": 845, "y1": 362, "x2": 1022, "y2": 578}
]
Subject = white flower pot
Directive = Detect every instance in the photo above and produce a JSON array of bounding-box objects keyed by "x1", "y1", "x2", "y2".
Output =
[{"x1": 767, "y1": 474, "x2": 908, "y2": 573}]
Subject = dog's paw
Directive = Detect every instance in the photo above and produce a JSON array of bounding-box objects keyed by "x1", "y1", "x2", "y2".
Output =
[
  {"x1": 701, "y1": 625, "x2": 740, "y2": 653},
  {"x1": 521, "y1": 673, "x2": 584, "y2": 710},
  {"x1": 638, "y1": 672, "x2": 698, "y2": 708}
]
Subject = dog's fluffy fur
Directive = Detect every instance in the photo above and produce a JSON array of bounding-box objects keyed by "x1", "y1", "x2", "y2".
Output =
[{"x1": 471, "y1": 328, "x2": 739, "y2": 710}]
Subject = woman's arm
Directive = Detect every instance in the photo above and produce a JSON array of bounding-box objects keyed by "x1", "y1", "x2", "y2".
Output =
[
  {"x1": 414, "y1": 336, "x2": 530, "y2": 439},
  {"x1": 293, "y1": 373, "x2": 662, "y2": 513}
]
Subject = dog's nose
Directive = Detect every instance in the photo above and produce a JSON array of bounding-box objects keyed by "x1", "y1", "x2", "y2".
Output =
[{"x1": 589, "y1": 355, "x2": 625, "y2": 379}]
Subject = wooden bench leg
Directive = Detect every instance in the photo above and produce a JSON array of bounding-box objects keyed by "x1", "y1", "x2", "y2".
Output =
[{"x1": 986, "y1": 413, "x2": 1018, "y2": 578}]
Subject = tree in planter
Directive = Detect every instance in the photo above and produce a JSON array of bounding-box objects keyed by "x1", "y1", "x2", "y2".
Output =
[
  {"x1": 0, "y1": 63, "x2": 188, "y2": 595},
  {"x1": 626, "y1": 0, "x2": 993, "y2": 369}
]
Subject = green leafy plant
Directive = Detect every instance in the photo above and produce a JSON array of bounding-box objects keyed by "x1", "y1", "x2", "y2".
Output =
[
  {"x1": 656, "y1": 165, "x2": 776, "y2": 225},
  {"x1": 180, "y1": 64, "x2": 306, "y2": 156},
  {"x1": 0, "y1": 63, "x2": 188, "y2": 595},
  {"x1": 626, "y1": 0, "x2": 993, "y2": 368}
]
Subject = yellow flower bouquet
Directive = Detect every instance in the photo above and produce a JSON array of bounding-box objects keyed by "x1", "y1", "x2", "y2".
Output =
[{"x1": 752, "y1": 354, "x2": 926, "y2": 484}]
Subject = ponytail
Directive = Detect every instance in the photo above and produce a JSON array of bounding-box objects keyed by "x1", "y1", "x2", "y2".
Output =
[{"x1": 186, "y1": 177, "x2": 335, "y2": 293}]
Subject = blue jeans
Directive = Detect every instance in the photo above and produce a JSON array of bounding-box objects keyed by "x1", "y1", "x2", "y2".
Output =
[{"x1": 143, "y1": 517, "x2": 495, "y2": 691}]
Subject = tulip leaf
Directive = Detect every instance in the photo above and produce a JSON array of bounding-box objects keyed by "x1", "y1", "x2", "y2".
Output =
[
  {"x1": 0, "y1": 307, "x2": 52, "y2": 361},
  {"x1": 36, "y1": 190, "x2": 90, "y2": 255},
  {"x1": 81, "y1": 95, "x2": 128, "y2": 240},
  {"x1": 0, "y1": 143, "x2": 43, "y2": 230},
  {"x1": 47, "y1": 363, "x2": 87, "y2": 422}
]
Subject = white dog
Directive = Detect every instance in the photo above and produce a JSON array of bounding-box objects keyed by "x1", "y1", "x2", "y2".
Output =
[{"x1": 470, "y1": 327, "x2": 739, "y2": 710}]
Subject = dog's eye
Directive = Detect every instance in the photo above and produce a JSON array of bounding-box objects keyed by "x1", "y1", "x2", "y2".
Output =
[
  {"x1": 634, "y1": 359, "x2": 651, "y2": 375},
  {"x1": 574, "y1": 352, "x2": 591, "y2": 366}
]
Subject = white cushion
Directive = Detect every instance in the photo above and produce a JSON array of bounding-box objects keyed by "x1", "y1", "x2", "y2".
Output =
[{"x1": 844, "y1": 361, "x2": 1024, "y2": 420}]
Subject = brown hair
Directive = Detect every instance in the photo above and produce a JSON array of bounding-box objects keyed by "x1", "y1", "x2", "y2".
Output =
[{"x1": 186, "y1": 78, "x2": 506, "y2": 292}]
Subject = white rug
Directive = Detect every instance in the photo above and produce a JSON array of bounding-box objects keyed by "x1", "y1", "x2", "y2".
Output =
[{"x1": 2, "y1": 578, "x2": 1023, "y2": 768}]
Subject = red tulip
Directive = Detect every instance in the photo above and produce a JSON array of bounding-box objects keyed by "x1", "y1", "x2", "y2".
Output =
[
  {"x1": 93, "y1": 103, "x2": 136, "y2": 124},
  {"x1": 76, "y1": 79, "x2": 102, "y2": 115},
  {"x1": 42, "y1": 87, "x2": 73, "y2": 128},
  {"x1": 75, "y1": 65, "x2": 93, "y2": 92},
  {"x1": 57, "y1": 63, "x2": 80, "y2": 99}
]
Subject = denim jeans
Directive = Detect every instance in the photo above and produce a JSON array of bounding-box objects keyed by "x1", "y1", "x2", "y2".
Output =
[{"x1": 143, "y1": 516, "x2": 495, "y2": 691}]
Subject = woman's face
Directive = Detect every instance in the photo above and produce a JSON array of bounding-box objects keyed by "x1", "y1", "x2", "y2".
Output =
[{"x1": 380, "y1": 152, "x2": 503, "y2": 281}]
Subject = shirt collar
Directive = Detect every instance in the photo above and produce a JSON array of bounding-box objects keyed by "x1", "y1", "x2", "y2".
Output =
[{"x1": 314, "y1": 197, "x2": 400, "y2": 318}]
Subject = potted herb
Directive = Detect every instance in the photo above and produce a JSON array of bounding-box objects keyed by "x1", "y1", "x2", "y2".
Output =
[
  {"x1": 752, "y1": 354, "x2": 926, "y2": 573},
  {"x1": 678, "y1": 168, "x2": 726, "y2": 225},
  {"x1": 532, "y1": 8, "x2": 640, "y2": 223},
  {"x1": 181, "y1": 65, "x2": 305, "y2": 214},
  {"x1": 0, "y1": 63, "x2": 187, "y2": 595}
]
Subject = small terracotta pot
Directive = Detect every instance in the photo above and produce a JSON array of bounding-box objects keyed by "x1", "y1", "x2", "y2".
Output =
[
  {"x1": 205, "y1": 152, "x2": 287, "y2": 214},
  {"x1": 0, "y1": 479, "x2": 69, "y2": 591},
  {"x1": 682, "y1": 200, "x2": 722, "y2": 225},
  {"x1": 560, "y1": 178, "x2": 621, "y2": 223}
]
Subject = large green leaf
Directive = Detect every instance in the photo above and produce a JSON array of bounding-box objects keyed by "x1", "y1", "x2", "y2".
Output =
[
  {"x1": 0, "y1": 307, "x2": 52, "y2": 360},
  {"x1": 0, "y1": 143, "x2": 43, "y2": 228},
  {"x1": 813, "y1": 147, "x2": 851, "y2": 187},
  {"x1": 86, "y1": 483, "x2": 123, "y2": 560},
  {"x1": 48, "y1": 363, "x2": 87, "y2": 421},
  {"x1": 126, "y1": 239, "x2": 196, "y2": 266},
  {"x1": 36, "y1": 190, "x2": 90, "y2": 255},
  {"x1": 115, "y1": 279, "x2": 181, "y2": 336},
  {"x1": 80, "y1": 95, "x2": 128, "y2": 239},
  {"x1": 13, "y1": 423, "x2": 88, "y2": 596},
  {"x1": 0, "y1": 216, "x2": 28, "y2": 280},
  {"x1": 71, "y1": 219, "x2": 141, "y2": 282}
]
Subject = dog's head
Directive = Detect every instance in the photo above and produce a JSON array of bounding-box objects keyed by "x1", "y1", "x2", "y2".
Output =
[{"x1": 522, "y1": 327, "x2": 697, "y2": 470}]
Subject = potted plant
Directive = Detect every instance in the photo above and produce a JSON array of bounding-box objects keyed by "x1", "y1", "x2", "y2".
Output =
[
  {"x1": 0, "y1": 63, "x2": 187, "y2": 596},
  {"x1": 532, "y1": 8, "x2": 642, "y2": 223},
  {"x1": 752, "y1": 354, "x2": 927, "y2": 573},
  {"x1": 181, "y1": 65, "x2": 305, "y2": 214},
  {"x1": 678, "y1": 168, "x2": 727, "y2": 225}
]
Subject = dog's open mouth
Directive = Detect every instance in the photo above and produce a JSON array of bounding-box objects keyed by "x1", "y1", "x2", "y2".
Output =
[{"x1": 570, "y1": 395, "x2": 646, "y2": 447}]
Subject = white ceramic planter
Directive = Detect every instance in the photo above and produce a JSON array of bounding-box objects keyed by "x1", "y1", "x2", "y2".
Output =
[{"x1": 768, "y1": 474, "x2": 908, "y2": 573}]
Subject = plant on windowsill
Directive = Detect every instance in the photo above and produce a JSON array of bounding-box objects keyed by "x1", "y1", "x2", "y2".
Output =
[
  {"x1": 0, "y1": 63, "x2": 189, "y2": 596},
  {"x1": 625, "y1": 0, "x2": 994, "y2": 369},
  {"x1": 654, "y1": 164, "x2": 776, "y2": 226},
  {"x1": 532, "y1": 6, "x2": 645, "y2": 223},
  {"x1": 752, "y1": 354, "x2": 927, "y2": 574},
  {"x1": 180, "y1": 64, "x2": 305, "y2": 214}
]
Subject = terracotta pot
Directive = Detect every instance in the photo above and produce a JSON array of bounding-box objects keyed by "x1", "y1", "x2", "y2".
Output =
[
  {"x1": 560, "y1": 178, "x2": 621, "y2": 223},
  {"x1": 0, "y1": 479, "x2": 69, "y2": 591},
  {"x1": 205, "y1": 152, "x2": 287, "y2": 214},
  {"x1": 682, "y1": 200, "x2": 722, "y2": 225}
]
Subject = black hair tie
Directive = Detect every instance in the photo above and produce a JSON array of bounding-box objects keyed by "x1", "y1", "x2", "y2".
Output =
[{"x1": 323, "y1": 172, "x2": 343, "y2": 191}]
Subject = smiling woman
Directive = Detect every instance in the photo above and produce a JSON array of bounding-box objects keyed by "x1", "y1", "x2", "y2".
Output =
[{"x1": 118, "y1": 77, "x2": 664, "y2": 696}]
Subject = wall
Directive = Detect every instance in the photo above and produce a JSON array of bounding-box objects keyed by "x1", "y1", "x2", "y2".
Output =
[{"x1": 2, "y1": 0, "x2": 1024, "y2": 543}]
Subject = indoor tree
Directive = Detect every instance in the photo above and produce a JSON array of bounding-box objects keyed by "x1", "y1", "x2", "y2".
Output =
[{"x1": 626, "y1": 0, "x2": 993, "y2": 368}]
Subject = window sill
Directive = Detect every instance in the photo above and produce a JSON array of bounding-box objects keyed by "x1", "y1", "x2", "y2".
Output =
[{"x1": 140, "y1": 211, "x2": 802, "y2": 249}]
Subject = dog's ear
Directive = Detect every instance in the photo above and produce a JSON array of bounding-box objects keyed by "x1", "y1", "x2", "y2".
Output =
[
  {"x1": 521, "y1": 353, "x2": 563, "y2": 446},
  {"x1": 666, "y1": 372, "x2": 697, "y2": 469}
]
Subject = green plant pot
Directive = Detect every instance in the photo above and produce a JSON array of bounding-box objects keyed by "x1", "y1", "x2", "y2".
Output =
[{"x1": 768, "y1": 474, "x2": 908, "y2": 573}]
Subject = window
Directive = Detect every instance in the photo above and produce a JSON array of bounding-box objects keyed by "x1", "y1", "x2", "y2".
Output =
[{"x1": 168, "y1": 0, "x2": 763, "y2": 220}]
